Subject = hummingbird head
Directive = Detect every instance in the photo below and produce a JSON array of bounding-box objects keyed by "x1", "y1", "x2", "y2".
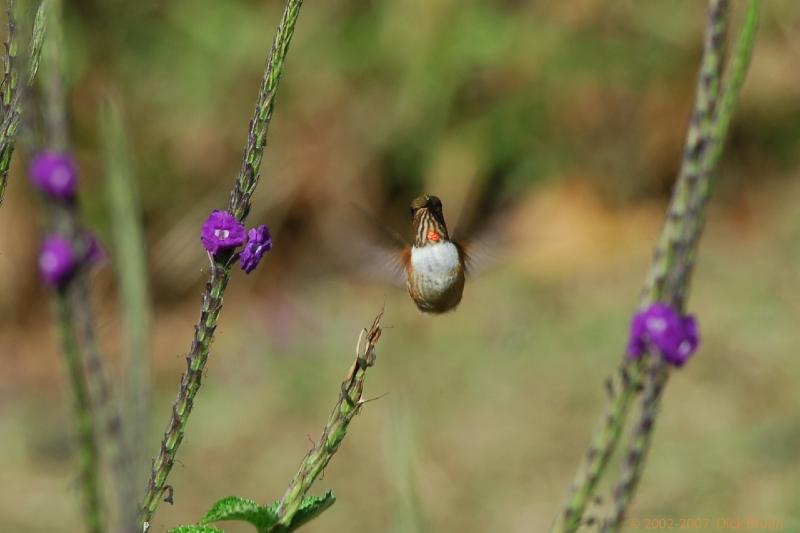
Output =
[{"x1": 410, "y1": 195, "x2": 449, "y2": 246}]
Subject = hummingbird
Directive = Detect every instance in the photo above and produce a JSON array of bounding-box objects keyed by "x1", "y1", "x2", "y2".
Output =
[
  {"x1": 343, "y1": 190, "x2": 505, "y2": 314},
  {"x1": 403, "y1": 195, "x2": 466, "y2": 313}
]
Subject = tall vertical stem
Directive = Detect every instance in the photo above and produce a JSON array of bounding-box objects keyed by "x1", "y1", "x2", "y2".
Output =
[
  {"x1": 602, "y1": 3, "x2": 759, "y2": 529},
  {"x1": 56, "y1": 291, "x2": 104, "y2": 533},
  {"x1": 272, "y1": 312, "x2": 383, "y2": 531},
  {"x1": 38, "y1": 2, "x2": 123, "y2": 530},
  {"x1": 550, "y1": 1, "x2": 760, "y2": 530},
  {"x1": 138, "y1": 262, "x2": 231, "y2": 529},
  {"x1": 0, "y1": 0, "x2": 46, "y2": 204},
  {"x1": 102, "y1": 98, "x2": 152, "y2": 533},
  {"x1": 138, "y1": 5, "x2": 304, "y2": 528}
]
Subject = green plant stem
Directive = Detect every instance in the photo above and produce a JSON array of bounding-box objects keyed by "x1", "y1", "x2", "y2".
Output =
[
  {"x1": 35, "y1": 3, "x2": 126, "y2": 531},
  {"x1": 601, "y1": 359, "x2": 668, "y2": 532},
  {"x1": 550, "y1": 360, "x2": 642, "y2": 532},
  {"x1": 56, "y1": 291, "x2": 104, "y2": 533},
  {"x1": 228, "y1": 0, "x2": 303, "y2": 223},
  {"x1": 26, "y1": 2, "x2": 45, "y2": 86},
  {"x1": 71, "y1": 272, "x2": 132, "y2": 529},
  {"x1": 271, "y1": 311, "x2": 384, "y2": 531},
  {"x1": 102, "y1": 97, "x2": 151, "y2": 533},
  {"x1": 41, "y1": 0, "x2": 66, "y2": 151},
  {"x1": 671, "y1": 0, "x2": 761, "y2": 304},
  {"x1": 602, "y1": 3, "x2": 759, "y2": 529},
  {"x1": 0, "y1": 0, "x2": 45, "y2": 204},
  {"x1": 388, "y1": 409, "x2": 427, "y2": 533},
  {"x1": 551, "y1": 1, "x2": 737, "y2": 531},
  {"x1": 1, "y1": 0, "x2": 18, "y2": 114},
  {"x1": 650, "y1": 0, "x2": 730, "y2": 309},
  {"x1": 43, "y1": 0, "x2": 122, "y2": 455},
  {"x1": 138, "y1": 1, "x2": 304, "y2": 529},
  {"x1": 139, "y1": 261, "x2": 231, "y2": 530}
]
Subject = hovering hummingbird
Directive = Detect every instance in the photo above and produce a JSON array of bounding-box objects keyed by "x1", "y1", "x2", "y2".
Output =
[
  {"x1": 403, "y1": 195, "x2": 466, "y2": 313},
  {"x1": 343, "y1": 190, "x2": 506, "y2": 314}
]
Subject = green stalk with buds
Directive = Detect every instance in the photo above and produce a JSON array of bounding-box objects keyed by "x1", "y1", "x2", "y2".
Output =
[
  {"x1": 32, "y1": 2, "x2": 120, "y2": 531},
  {"x1": 168, "y1": 311, "x2": 385, "y2": 533},
  {"x1": 55, "y1": 293, "x2": 104, "y2": 533},
  {"x1": 0, "y1": 0, "x2": 46, "y2": 205},
  {"x1": 273, "y1": 311, "x2": 384, "y2": 530},
  {"x1": 602, "y1": 3, "x2": 760, "y2": 530},
  {"x1": 138, "y1": 0, "x2": 304, "y2": 529},
  {"x1": 552, "y1": 1, "x2": 760, "y2": 531}
]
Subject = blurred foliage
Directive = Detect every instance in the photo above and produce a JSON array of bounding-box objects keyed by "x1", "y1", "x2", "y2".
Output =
[
  {"x1": 10, "y1": 0, "x2": 794, "y2": 305},
  {"x1": 52, "y1": 1, "x2": 800, "y2": 230},
  {"x1": 8, "y1": 1, "x2": 792, "y2": 297}
]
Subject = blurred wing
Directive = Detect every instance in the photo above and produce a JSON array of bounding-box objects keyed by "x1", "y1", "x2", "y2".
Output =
[
  {"x1": 452, "y1": 172, "x2": 515, "y2": 277},
  {"x1": 354, "y1": 239, "x2": 408, "y2": 288},
  {"x1": 350, "y1": 202, "x2": 408, "y2": 250},
  {"x1": 457, "y1": 245, "x2": 484, "y2": 278},
  {"x1": 457, "y1": 227, "x2": 509, "y2": 278},
  {"x1": 342, "y1": 202, "x2": 409, "y2": 288}
]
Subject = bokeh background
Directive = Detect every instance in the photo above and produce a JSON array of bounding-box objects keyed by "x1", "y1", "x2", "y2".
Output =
[{"x1": 1, "y1": 1, "x2": 799, "y2": 531}]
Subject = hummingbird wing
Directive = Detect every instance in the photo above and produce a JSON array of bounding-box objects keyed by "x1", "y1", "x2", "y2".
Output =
[
  {"x1": 350, "y1": 202, "x2": 408, "y2": 250},
  {"x1": 339, "y1": 202, "x2": 409, "y2": 288},
  {"x1": 451, "y1": 172, "x2": 514, "y2": 277},
  {"x1": 456, "y1": 236, "x2": 504, "y2": 278}
]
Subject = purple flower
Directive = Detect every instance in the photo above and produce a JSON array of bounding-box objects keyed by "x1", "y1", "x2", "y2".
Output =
[
  {"x1": 30, "y1": 152, "x2": 78, "y2": 200},
  {"x1": 39, "y1": 236, "x2": 76, "y2": 287},
  {"x1": 201, "y1": 210, "x2": 246, "y2": 255},
  {"x1": 626, "y1": 311, "x2": 648, "y2": 359},
  {"x1": 239, "y1": 225, "x2": 272, "y2": 273},
  {"x1": 641, "y1": 303, "x2": 683, "y2": 355},
  {"x1": 626, "y1": 303, "x2": 700, "y2": 367},
  {"x1": 665, "y1": 315, "x2": 700, "y2": 367}
]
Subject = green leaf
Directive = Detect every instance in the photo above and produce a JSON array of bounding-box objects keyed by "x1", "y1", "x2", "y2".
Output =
[
  {"x1": 285, "y1": 492, "x2": 336, "y2": 532},
  {"x1": 200, "y1": 496, "x2": 278, "y2": 531},
  {"x1": 167, "y1": 526, "x2": 225, "y2": 533}
]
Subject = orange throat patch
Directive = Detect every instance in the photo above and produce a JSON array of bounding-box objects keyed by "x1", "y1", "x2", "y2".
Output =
[{"x1": 427, "y1": 230, "x2": 440, "y2": 242}]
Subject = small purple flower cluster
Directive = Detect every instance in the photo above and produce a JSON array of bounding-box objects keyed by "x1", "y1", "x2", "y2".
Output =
[
  {"x1": 39, "y1": 236, "x2": 76, "y2": 287},
  {"x1": 30, "y1": 152, "x2": 78, "y2": 200},
  {"x1": 38, "y1": 232, "x2": 105, "y2": 288},
  {"x1": 627, "y1": 303, "x2": 699, "y2": 367},
  {"x1": 30, "y1": 152, "x2": 105, "y2": 288},
  {"x1": 201, "y1": 210, "x2": 272, "y2": 274}
]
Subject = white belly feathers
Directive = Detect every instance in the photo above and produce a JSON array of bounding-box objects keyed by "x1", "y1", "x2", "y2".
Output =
[{"x1": 409, "y1": 241, "x2": 461, "y2": 295}]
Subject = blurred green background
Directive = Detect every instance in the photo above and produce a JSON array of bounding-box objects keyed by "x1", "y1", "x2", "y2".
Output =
[{"x1": 1, "y1": 0, "x2": 799, "y2": 531}]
